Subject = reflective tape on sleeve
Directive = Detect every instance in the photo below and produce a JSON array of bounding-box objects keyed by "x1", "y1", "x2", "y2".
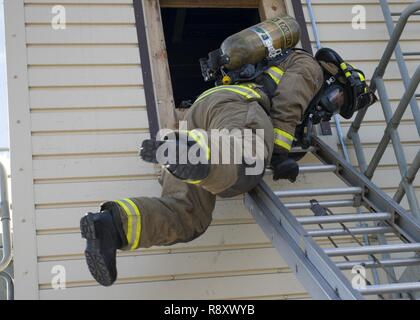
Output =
[
  {"x1": 264, "y1": 66, "x2": 284, "y2": 85},
  {"x1": 273, "y1": 128, "x2": 294, "y2": 151}
]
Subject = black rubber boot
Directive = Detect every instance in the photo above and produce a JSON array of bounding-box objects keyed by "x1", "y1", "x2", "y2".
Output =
[
  {"x1": 140, "y1": 138, "x2": 210, "y2": 181},
  {"x1": 80, "y1": 208, "x2": 127, "y2": 286}
]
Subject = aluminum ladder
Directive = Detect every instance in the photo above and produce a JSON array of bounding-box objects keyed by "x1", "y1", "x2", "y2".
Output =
[
  {"x1": 243, "y1": 0, "x2": 420, "y2": 300},
  {"x1": 245, "y1": 138, "x2": 420, "y2": 300},
  {"x1": 347, "y1": 1, "x2": 420, "y2": 217}
]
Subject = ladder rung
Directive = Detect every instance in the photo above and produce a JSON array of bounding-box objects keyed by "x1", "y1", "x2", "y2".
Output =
[
  {"x1": 297, "y1": 213, "x2": 391, "y2": 225},
  {"x1": 337, "y1": 257, "x2": 420, "y2": 270},
  {"x1": 391, "y1": 12, "x2": 420, "y2": 16},
  {"x1": 402, "y1": 51, "x2": 420, "y2": 56},
  {"x1": 307, "y1": 226, "x2": 392, "y2": 237},
  {"x1": 266, "y1": 164, "x2": 336, "y2": 175},
  {"x1": 358, "y1": 282, "x2": 420, "y2": 295},
  {"x1": 325, "y1": 243, "x2": 420, "y2": 257},
  {"x1": 290, "y1": 146, "x2": 315, "y2": 153},
  {"x1": 285, "y1": 199, "x2": 354, "y2": 210},
  {"x1": 275, "y1": 187, "x2": 362, "y2": 198},
  {"x1": 299, "y1": 164, "x2": 337, "y2": 173}
]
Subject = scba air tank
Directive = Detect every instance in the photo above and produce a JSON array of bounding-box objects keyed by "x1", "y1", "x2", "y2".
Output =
[{"x1": 220, "y1": 15, "x2": 301, "y2": 70}]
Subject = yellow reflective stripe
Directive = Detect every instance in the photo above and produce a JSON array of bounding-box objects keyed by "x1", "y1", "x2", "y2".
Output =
[
  {"x1": 264, "y1": 66, "x2": 284, "y2": 85},
  {"x1": 195, "y1": 85, "x2": 261, "y2": 102},
  {"x1": 273, "y1": 128, "x2": 294, "y2": 151},
  {"x1": 114, "y1": 200, "x2": 132, "y2": 245},
  {"x1": 184, "y1": 179, "x2": 202, "y2": 185},
  {"x1": 270, "y1": 66, "x2": 285, "y2": 77},
  {"x1": 273, "y1": 128, "x2": 294, "y2": 141},
  {"x1": 197, "y1": 86, "x2": 226, "y2": 98},
  {"x1": 240, "y1": 83, "x2": 257, "y2": 89},
  {"x1": 274, "y1": 138, "x2": 292, "y2": 151},
  {"x1": 266, "y1": 71, "x2": 281, "y2": 85},
  {"x1": 124, "y1": 198, "x2": 141, "y2": 250},
  {"x1": 339, "y1": 62, "x2": 352, "y2": 78},
  {"x1": 188, "y1": 129, "x2": 210, "y2": 160},
  {"x1": 358, "y1": 72, "x2": 365, "y2": 82},
  {"x1": 196, "y1": 87, "x2": 250, "y2": 102},
  {"x1": 115, "y1": 199, "x2": 142, "y2": 250},
  {"x1": 237, "y1": 85, "x2": 262, "y2": 98}
]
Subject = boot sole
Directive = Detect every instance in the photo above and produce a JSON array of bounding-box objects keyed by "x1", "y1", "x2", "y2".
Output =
[{"x1": 80, "y1": 214, "x2": 115, "y2": 287}]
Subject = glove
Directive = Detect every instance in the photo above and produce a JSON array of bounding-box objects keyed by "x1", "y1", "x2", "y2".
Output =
[
  {"x1": 271, "y1": 149, "x2": 299, "y2": 182},
  {"x1": 140, "y1": 135, "x2": 210, "y2": 181}
]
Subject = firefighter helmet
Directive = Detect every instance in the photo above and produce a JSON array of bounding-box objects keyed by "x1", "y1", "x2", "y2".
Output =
[{"x1": 315, "y1": 48, "x2": 377, "y2": 119}]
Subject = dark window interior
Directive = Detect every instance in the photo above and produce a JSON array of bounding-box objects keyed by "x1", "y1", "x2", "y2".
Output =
[{"x1": 161, "y1": 8, "x2": 260, "y2": 107}]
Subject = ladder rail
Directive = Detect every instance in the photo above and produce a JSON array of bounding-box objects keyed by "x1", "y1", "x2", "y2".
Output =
[
  {"x1": 381, "y1": 0, "x2": 420, "y2": 135},
  {"x1": 348, "y1": 1, "x2": 420, "y2": 132},
  {"x1": 246, "y1": 140, "x2": 420, "y2": 299},
  {"x1": 245, "y1": 181, "x2": 364, "y2": 300},
  {"x1": 243, "y1": 1, "x2": 420, "y2": 300},
  {"x1": 364, "y1": 67, "x2": 420, "y2": 179},
  {"x1": 305, "y1": 0, "x2": 351, "y2": 163},
  {"x1": 363, "y1": 70, "x2": 420, "y2": 217},
  {"x1": 394, "y1": 150, "x2": 420, "y2": 204},
  {"x1": 314, "y1": 136, "x2": 418, "y2": 299},
  {"x1": 313, "y1": 136, "x2": 420, "y2": 244},
  {"x1": 306, "y1": 0, "x2": 384, "y2": 286},
  {"x1": 347, "y1": 1, "x2": 420, "y2": 216}
]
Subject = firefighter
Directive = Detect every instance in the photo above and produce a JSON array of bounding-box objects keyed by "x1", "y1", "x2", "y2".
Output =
[
  {"x1": 79, "y1": 17, "x2": 377, "y2": 285},
  {"x1": 80, "y1": 48, "x2": 325, "y2": 286}
]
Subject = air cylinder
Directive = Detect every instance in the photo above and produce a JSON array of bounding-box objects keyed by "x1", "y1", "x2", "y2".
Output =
[{"x1": 221, "y1": 15, "x2": 301, "y2": 70}]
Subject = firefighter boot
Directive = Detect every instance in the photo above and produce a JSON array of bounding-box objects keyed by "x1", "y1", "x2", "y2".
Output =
[
  {"x1": 141, "y1": 135, "x2": 210, "y2": 182},
  {"x1": 80, "y1": 209, "x2": 127, "y2": 286}
]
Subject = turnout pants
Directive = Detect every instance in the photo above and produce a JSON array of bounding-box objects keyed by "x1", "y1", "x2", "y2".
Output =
[
  {"x1": 104, "y1": 50, "x2": 323, "y2": 250},
  {"x1": 105, "y1": 92, "x2": 275, "y2": 250}
]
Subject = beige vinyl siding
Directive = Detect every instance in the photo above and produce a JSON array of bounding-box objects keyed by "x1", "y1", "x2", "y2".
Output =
[
  {"x1": 10, "y1": 0, "x2": 309, "y2": 300},
  {"x1": 6, "y1": 0, "x2": 419, "y2": 299}
]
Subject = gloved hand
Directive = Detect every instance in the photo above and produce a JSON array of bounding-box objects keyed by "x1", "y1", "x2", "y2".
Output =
[{"x1": 271, "y1": 149, "x2": 299, "y2": 182}]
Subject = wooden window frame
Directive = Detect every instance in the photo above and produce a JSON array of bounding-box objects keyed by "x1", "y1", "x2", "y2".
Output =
[{"x1": 134, "y1": 0, "x2": 312, "y2": 137}]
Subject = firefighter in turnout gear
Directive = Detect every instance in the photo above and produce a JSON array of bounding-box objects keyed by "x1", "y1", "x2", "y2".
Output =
[{"x1": 80, "y1": 16, "x2": 376, "y2": 286}]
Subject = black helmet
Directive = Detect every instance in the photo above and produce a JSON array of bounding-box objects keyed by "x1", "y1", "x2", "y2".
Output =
[{"x1": 315, "y1": 48, "x2": 377, "y2": 119}]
